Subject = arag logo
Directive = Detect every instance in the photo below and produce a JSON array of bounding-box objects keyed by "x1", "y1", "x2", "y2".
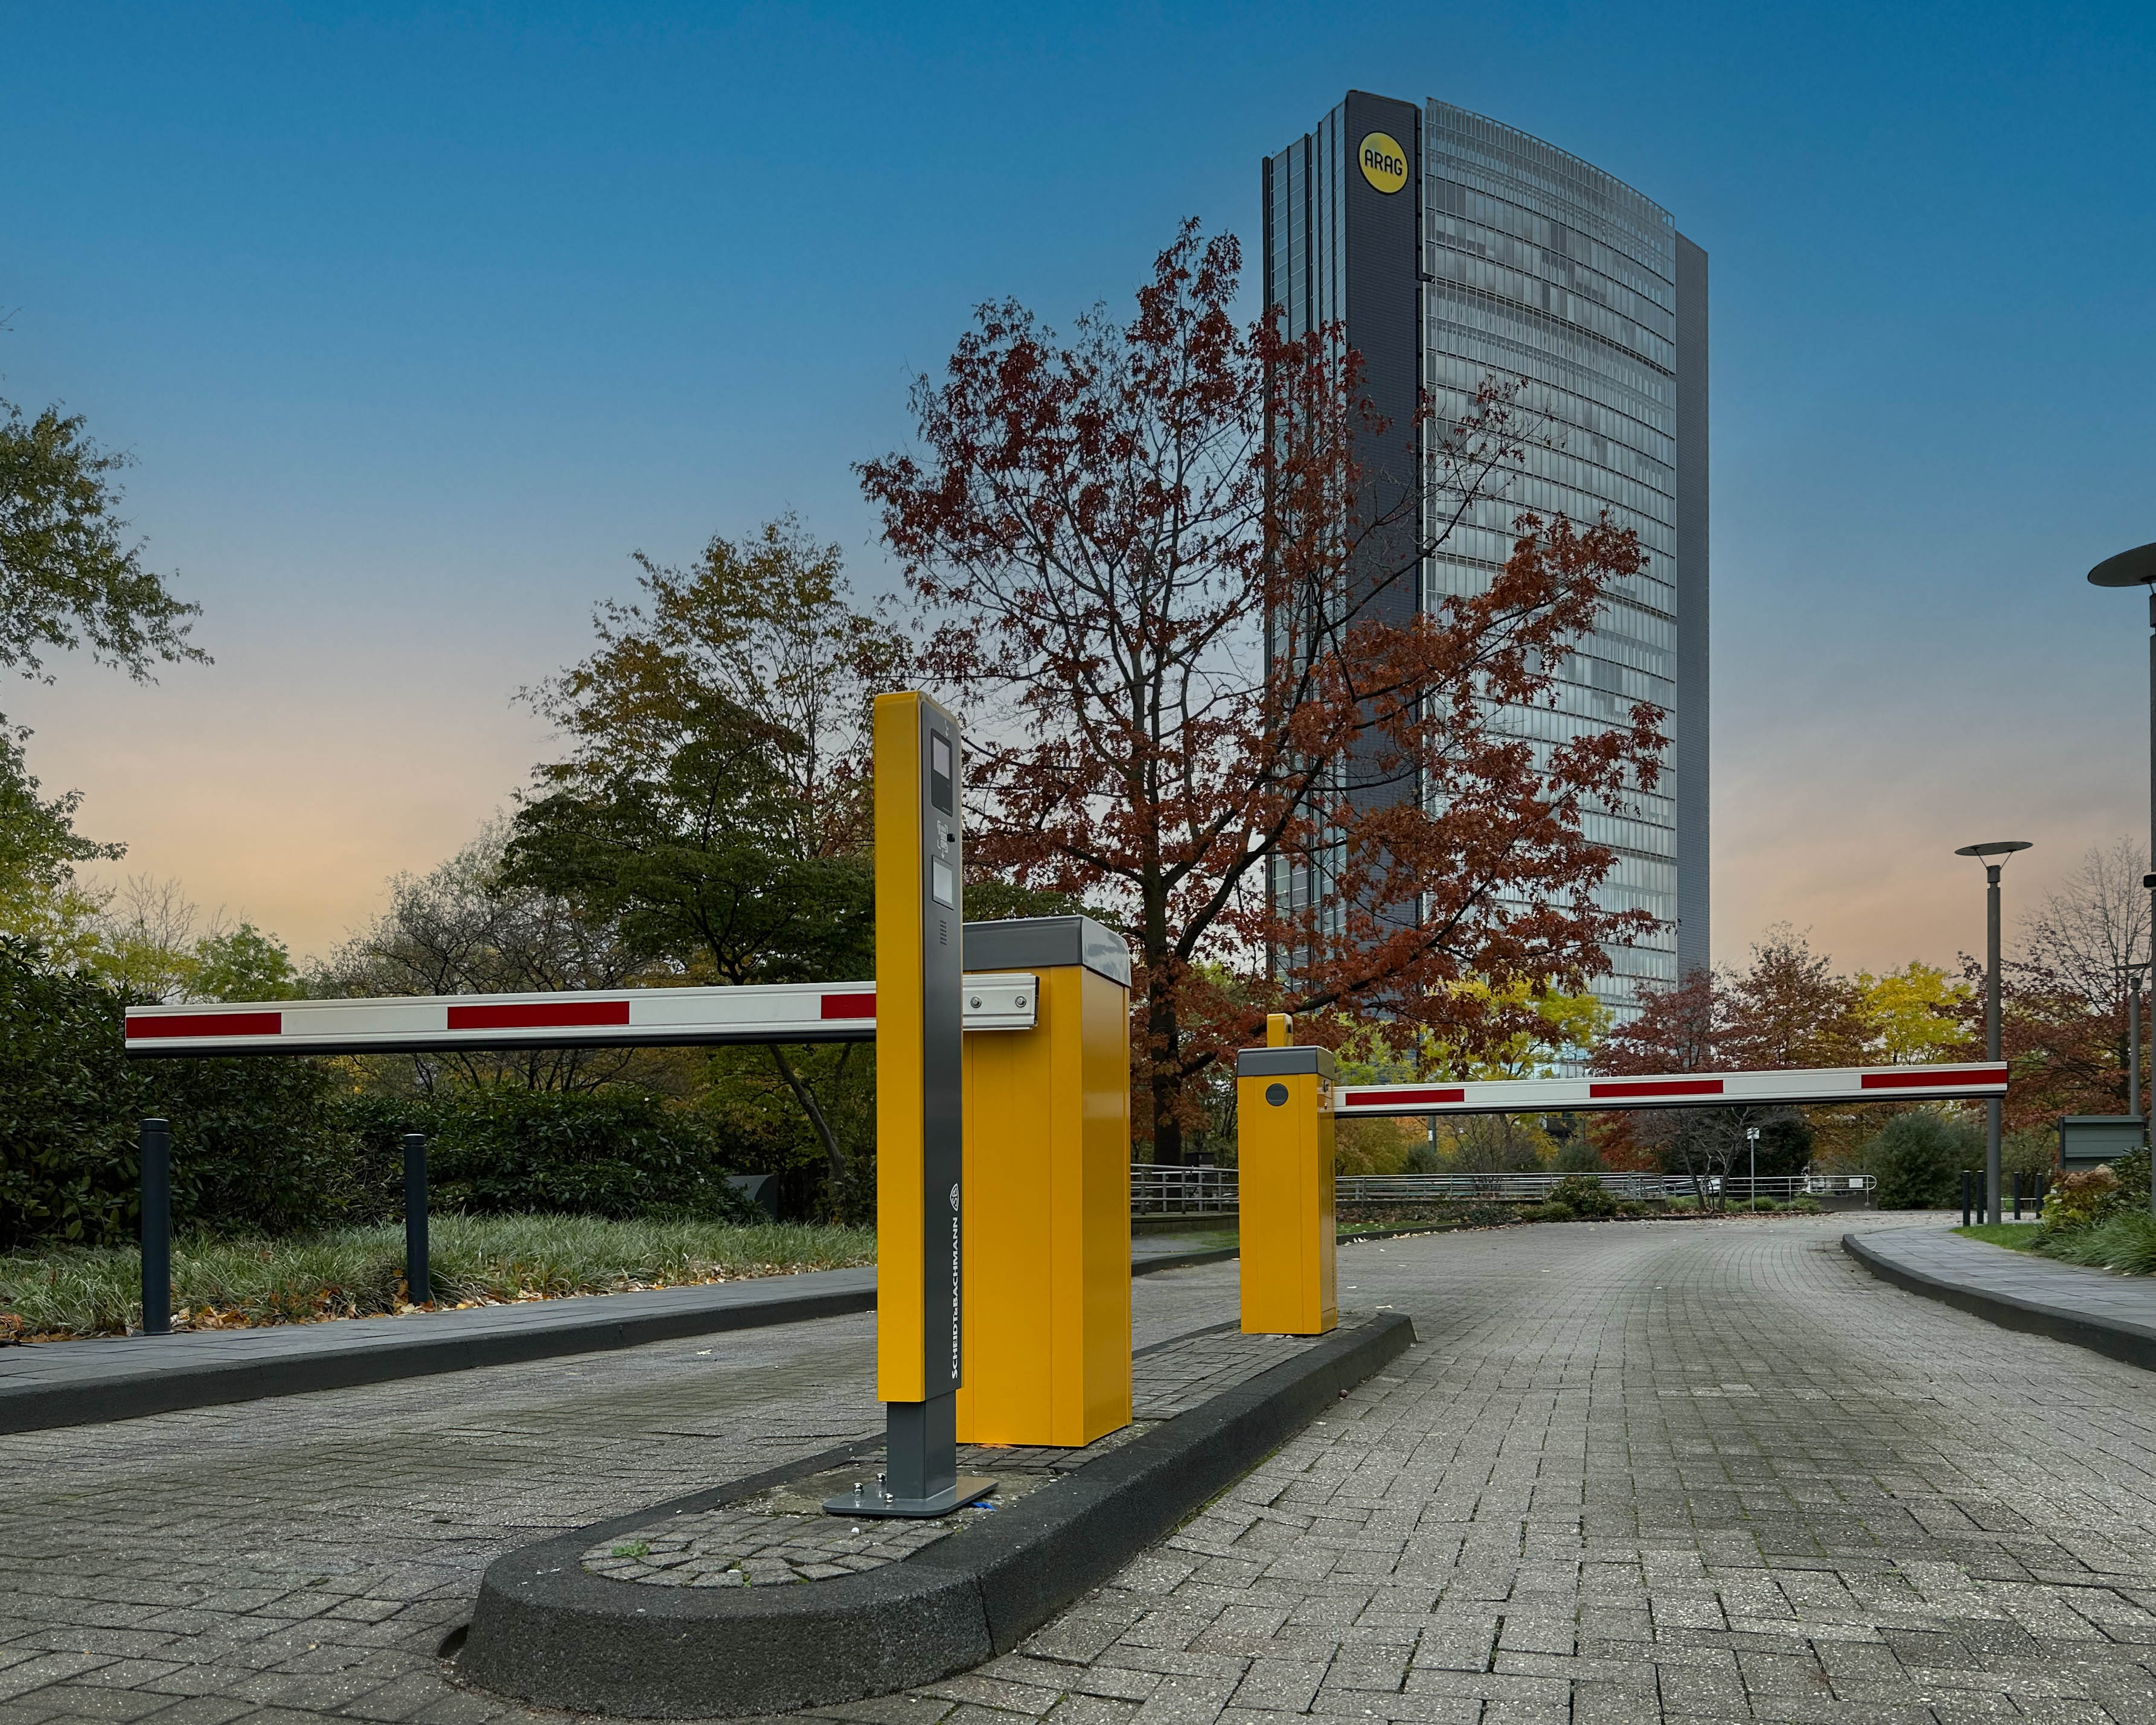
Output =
[{"x1": 1358, "y1": 130, "x2": 1407, "y2": 194}]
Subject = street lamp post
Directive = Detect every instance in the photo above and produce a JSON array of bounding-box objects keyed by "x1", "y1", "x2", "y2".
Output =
[
  {"x1": 1746, "y1": 1125, "x2": 1760, "y2": 1203},
  {"x1": 1956, "y1": 840, "x2": 2032, "y2": 1225},
  {"x1": 2117, "y1": 959, "x2": 2147, "y2": 1131},
  {"x1": 2086, "y1": 545, "x2": 2156, "y2": 1212}
]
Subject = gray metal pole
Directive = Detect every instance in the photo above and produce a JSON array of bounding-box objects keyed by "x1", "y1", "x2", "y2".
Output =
[
  {"x1": 139, "y1": 1118, "x2": 171, "y2": 1336},
  {"x1": 1987, "y1": 863, "x2": 2003, "y2": 1226},
  {"x1": 402, "y1": 1133, "x2": 430, "y2": 1305},
  {"x1": 2131, "y1": 975, "x2": 2142, "y2": 1127}
]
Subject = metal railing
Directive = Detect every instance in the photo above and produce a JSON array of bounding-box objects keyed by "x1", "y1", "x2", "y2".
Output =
[
  {"x1": 1336, "y1": 1172, "x2": 1874, "y2": 1203},
  {"x1": 1131, "y1": 1164, "x2": 1240, "y2": 1214},
  {"x1": 1130, "y1": 1163, "x2": 1874, "y2": 1212}
]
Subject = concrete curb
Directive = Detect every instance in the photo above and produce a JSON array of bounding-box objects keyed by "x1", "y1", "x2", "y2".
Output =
[
  {"x1": 0, "y1": 1275, "x2": 880, "y2": 1436},
  {"x1": 0, "y1": 1251, "x2": 1233, "y2": 1436},
  {"x1": 458, "y1": 1311, "x2": 1417, "y2": 1718},
  {"x1": 1841, "y1": 1232, "x2": 2156, "y2": 1372},
  {"x1": 1128, "y1": 1244, "x2": 1240, "y2": 1273}
]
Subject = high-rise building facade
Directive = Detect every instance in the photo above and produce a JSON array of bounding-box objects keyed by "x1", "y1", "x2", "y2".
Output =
[{"x1": 1262, "y1": 92, "x2": 1709, "y2": 1019}]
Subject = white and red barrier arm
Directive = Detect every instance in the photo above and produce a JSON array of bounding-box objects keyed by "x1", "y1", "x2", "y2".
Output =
[
  {"x1": 123, "y1": 975, "x2": 1038, "y2": 1058},
  {"x1": 1329, "y1": 1061, "x2": 2009, "y2": 1116}
]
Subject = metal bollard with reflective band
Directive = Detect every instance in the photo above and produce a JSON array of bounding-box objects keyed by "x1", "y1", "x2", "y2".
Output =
[{"x1": 1235, "y1": 1045, "x2": 1337, "y2": 1336}]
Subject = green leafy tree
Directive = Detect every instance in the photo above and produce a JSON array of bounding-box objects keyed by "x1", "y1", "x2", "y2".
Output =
[
  {"x1": 0, "y1": 391, "x2": 207, "y2": 969},
  {"x1": 191, "y1": 924, "x2": 302, "y2": 1002},
  {"x1": 315, "y1": 818, "x2": 665, "y2": 1094},
  {"x1": 506, "y1": 519, "x2": 910, "y2": 1211},
  {"x1": 0, "y1": 721, "x2": 123, "y2": 959},
  {"x1": 0, "y1": 398, "x2": 206, "y2": 682}
]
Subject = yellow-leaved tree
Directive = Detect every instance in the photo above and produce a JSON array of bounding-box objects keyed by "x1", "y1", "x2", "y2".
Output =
[{"x1": 1854, "y1": 962, "x2": 1974, "y2": 1065}]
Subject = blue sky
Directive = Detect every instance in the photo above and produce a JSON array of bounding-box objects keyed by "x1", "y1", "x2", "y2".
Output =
[{"x1": 2, "y1": 0, "x2": 2151, "y2": 968}]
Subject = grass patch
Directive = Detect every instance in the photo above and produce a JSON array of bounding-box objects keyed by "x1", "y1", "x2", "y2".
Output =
[
  {"x1": 1954, "y1": 1223, "x2": 2046, "y2": 1251},
  {"x1": 2032, "y1": 1209, "x2": 2156, "y2": 1276},
  {"x1": 1144, "y1": 1229, "x2": 1238, "y2": 1252},
  {"x1": 0, "y1": 1212, "x2": 876, "y2": 1340}
]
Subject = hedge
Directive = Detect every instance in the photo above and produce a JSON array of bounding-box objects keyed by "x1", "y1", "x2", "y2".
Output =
[{"x1": 0, "y1": 940, "x2": 760, "y2": 1250}]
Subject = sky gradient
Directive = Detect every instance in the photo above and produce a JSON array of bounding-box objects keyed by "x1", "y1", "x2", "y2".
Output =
[{"x1": 3, "y1": 0, "x2": 2152, "y2": 976}]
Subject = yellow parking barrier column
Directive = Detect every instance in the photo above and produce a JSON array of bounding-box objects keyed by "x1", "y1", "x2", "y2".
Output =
[
  {"x1": 1236, "y1": 1045, "x2": 1337, "y2": 1336},
  {"x1": 957, "y1": 916, "x2": 1133, "y2": 1447},
  {"x1": 830, "y1": 690, "x2": 993, "y2": 1518}
]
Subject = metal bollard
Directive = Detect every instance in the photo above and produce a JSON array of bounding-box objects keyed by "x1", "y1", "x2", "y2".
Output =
[
  {"x1": 403, "y1": 1133, "x2": 430, "y2": 1305},
  {"x1": 140, "y1": 1118, "x2": 171, "y2": 1335}
]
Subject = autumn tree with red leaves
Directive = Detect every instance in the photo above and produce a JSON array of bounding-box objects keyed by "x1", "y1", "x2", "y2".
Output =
[
  {"x1": 861, "y1": 222, "x2": 1666, "y2": 1159},
  {"x1": 1985, "y1": 839, "x2": 2150, "y2": 1132},
  {"x1": 1594, "y1": 929, "x2": 1908, "y2": 1197}
]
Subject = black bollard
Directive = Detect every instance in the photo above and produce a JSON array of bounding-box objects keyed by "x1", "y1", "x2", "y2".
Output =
[
  {"x1": 403, "y1": 1133, "x2": 430, "y2": 1305},
  {"x1": 140, "y1": 1118, "x2": 171, "y2": 1335}
]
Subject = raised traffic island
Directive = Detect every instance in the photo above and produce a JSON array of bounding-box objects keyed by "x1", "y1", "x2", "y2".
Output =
[{"x1": 457, "y1": 1310, "x2": 1413, "y2": 1718}]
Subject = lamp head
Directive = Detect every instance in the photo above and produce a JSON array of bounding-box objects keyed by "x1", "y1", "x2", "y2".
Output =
[
  {"x1": 2088, "y1": 542, "x2": 2156, "y2": 588},
  {"x1": 1954, "y1": 841, "x2": 2033, "y2": 859}
]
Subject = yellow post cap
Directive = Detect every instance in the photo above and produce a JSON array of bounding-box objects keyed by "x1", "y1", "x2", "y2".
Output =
[{"x1": 1265, "y1": 1013, "x2": 1291, "y2": 1048}]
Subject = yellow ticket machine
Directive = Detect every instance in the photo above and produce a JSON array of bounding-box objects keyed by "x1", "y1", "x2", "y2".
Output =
[
  {"x1": 956, "y1": 916, "x2": 1133, "y2": 1447},
  {"x1": 1236, "y1": 1045, "x2": 1337, "y2": 1336}
]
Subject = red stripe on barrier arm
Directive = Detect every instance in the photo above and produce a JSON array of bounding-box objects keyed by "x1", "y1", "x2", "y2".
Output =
[
  {"x1": 820, "y1": 992, "x2": 877, "y2": 1020},
  {"x1": 1860, "y1": 1067, "x2": 2004, "y2": 1090},
  {"x1": 126, "y1": 1011, "x2": 284, "y2": 1040},
  {"x1": 446, "y1": 1000, "x2": 632, "y2": 1031},
  {"x1": 1344, "y1": 1086, "x2": 1465, "y2": 1107},
  {"x1": 1588, "y1": 1077, "x2": 1724, "y2": 1099}
]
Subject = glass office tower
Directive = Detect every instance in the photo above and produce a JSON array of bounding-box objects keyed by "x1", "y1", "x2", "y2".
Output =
[{"x1": 1262, "y1": 93, "x2": 1709, "y2": 1021}]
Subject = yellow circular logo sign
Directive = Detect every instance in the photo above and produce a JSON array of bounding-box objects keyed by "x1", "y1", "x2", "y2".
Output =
[{"x1": 1358, "y1": 131, "x2": 1408, "y2": 194}]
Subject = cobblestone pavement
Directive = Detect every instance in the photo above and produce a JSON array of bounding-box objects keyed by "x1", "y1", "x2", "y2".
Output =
[
  {"x1": 584, "y1": 1324, "x2": 1332, "y2": 1587},
  {"x1": 14, "y1": 1216, "x2": 2156, "y2": 1724},
  {"x1": 0, "y1": 1266, "x2": 1239, "y2": 1725}
]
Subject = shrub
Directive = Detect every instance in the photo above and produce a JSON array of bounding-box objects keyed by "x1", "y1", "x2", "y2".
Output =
[
  {"x1": 1550, "y1": 1138, "x2": 1605, "y2": 1174},
  {"x1": 0, "y1": 926, "x2": 767, "y2": 1251},
  {"x1": 1459, "y1": 1202, "x2": 1513, "y2": 1228},
  {"x1": 2110, "y1": 1148, "x2": 2152, "y2": 1211},
  {"x1": 0, "y1": 939, "x2": 345, "y2": 1250},
  {"x1": 1786, "y1": 1197, "x2": 1823, "y2": 1215},
  {"x1": 1748, "y1": 1197, "x2": 1779, "y2": 1213},
  {"x1": 1616, "y1": 1200, "x2": 1651, "y2": 1218},
  {"x1": 1529, "y1": 1200, "x2": 1575, "y2": 1221},
  {"x1": 1863, "y1": 1109, "x2": 1978, "y2": 1209},
  {"x1": 336, "y1": 1091, "x2": 763, "y2": 1224},
  {"x1": 2038, "y1": 1208, "x2": 2156, "y2": 1275},
  {"x1": 0, "y1": 942, "x2": 145, "y2": 1249},
  {"x1": 2042, "y1": 1165, "x2": 2123, "y2": 1232},
  {"x1": 1549, "y1": 1173, "x2": 1617, "y2": 1218},
  {"x1": 2003, "y1": 1125, "x2": 2058, "y2": 1185}
]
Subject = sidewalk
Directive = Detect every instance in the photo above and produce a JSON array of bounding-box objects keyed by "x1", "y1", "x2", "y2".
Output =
[
  {"x1": 1844, "y1": 1223, "x2": 2156, "y2": 1371},
  {"x1": 0, "y1": 1234, "x2": 1237, "y2": 1435}
]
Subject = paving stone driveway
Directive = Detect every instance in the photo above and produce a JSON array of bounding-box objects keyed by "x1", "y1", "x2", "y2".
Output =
[{"x1": 11, "y1": 1217, "x2": 2156, "y2": 1724}]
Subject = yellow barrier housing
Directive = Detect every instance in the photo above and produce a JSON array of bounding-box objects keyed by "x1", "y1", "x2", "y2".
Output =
[
  {"x1": 956, "y1": 916, "x2": 1133, "y2": 1447},
  {"x1": 1236, "y1": 1045, "x2": 1337, "y2": 1336}
]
